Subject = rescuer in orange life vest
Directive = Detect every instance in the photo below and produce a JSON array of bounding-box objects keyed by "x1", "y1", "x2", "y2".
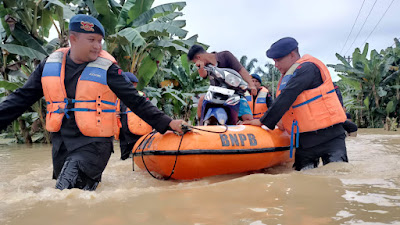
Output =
[
  {"x1": 115, "y1": 72, "x2": 153, "y2": 160},
  {"x1": 245, "y1": 74, "x2": 273, "y2": 119},
  {"x1": 0, "y1": 14, "x2": 186, "y2": 190},
  {"x1": 243, "y1": 37, "x2": 348, "y2": 171}
]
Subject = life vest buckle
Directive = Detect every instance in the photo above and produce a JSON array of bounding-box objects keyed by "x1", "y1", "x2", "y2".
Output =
[
  {"x1": 57, "y1": 107, "x2": 65, "y2": 113},
  {"x1": 63, "y1": 98, "x2": 74, "y2": 108}
]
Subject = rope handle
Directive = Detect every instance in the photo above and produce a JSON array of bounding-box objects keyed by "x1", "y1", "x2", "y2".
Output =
[{"x1": 133, "y1": 124, "x2": 229, "y2": 180}]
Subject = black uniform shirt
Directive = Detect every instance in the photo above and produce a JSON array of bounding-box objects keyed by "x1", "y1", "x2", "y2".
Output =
[
  {"x1": 260, "y1": 62, "x2": 345, "y2": 149},
  {"x1": 0, "y1": 53, "x2": 172, "y2": 151}
]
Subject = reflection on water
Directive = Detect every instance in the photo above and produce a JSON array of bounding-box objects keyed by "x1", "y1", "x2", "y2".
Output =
[{"x1": 0, "y1": 129, "x2": 400, "y2": 225}]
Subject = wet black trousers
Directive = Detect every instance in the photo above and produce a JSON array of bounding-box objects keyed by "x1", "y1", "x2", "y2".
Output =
[
  {"x1": 52, "y1": 142, "x2": 113, "y2": 190},
  {"x1": 120, "y1": 143, "x2": 135, "y2": 160},
  {"x1": 293, "y1": 133, "x2": 348, "y2": 171}
]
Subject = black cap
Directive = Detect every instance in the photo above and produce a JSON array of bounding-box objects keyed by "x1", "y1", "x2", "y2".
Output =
[
  {"x1": 266, "y1": 37, "x2": 298, "y2": 59},
  {"x1": 69, "y1": 14, "x2": 105, "y2": 37},
  {"x1": 251, "y1": 74, "x2": 262, "y2": 84}
]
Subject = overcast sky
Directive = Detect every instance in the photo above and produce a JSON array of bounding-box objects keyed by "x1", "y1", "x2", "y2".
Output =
[{"x1": 154, "y1": 0, "x2": 400, "y2": 80}]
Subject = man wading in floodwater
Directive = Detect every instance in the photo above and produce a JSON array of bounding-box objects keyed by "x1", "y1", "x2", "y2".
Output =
[
  {"x1": 244, "y1": 37, "x2": 348, "y2": 170},
  {"x1": 0, "y1": 14, "x2": 186, "y2": 190}
]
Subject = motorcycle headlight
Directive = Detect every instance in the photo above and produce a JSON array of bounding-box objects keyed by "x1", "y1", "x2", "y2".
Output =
[{"x1": 225, "y1": 73, "x2": 241, "y2": 87}]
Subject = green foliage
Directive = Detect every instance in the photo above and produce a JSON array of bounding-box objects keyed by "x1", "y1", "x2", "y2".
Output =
[
  {"x1": 0, "y1": 0, "x2": 208, "y2": 142},
  {"x1": 0, "y1": 43, "x2": 47, "y2": 61},
  {"x1": 386, "y1": 101, "x2": 395, "y2": 116},
  {"x1": 254, "y1": 62, "x2": 280, "y2": 98},
  {"x1": 100, "y1": 1, "x2": 197, "y2": 90},
  {"x1": 144, "y1": 54, "x2": 209, "y2": 124},
  {"x1": 329, "y1": 38, "x2": 400, "y2": 129}
]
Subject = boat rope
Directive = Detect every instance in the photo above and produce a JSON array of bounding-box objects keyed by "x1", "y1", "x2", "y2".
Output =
[
  {"x1": 183, "y1": 124, "x2": 228, "y2": 133},
  {"x1": 132, "y1": 131, "x2": 157, "y2": 172},
  {"x1": 133, "y1": 124, "x2": 229, "y2": 180}
]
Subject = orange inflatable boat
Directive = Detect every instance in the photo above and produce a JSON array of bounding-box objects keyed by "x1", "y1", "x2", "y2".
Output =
[{"x1": 132, "y1": 125, "x2": 293, "y2": 180}]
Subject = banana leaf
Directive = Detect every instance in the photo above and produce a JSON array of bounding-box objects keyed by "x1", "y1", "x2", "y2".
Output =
[
  {"x1": 137, "y1": 50, "x2": 164, "y2": 90},
  {"x1": 0, "y1": 43, "x2": 46, "y2": 61},
  {"x1": 131, "y1": 2, "x2": 185, "y2": 27},
  {"x1": 44, "y1": 0, "x2": 75, "y2": 19}
]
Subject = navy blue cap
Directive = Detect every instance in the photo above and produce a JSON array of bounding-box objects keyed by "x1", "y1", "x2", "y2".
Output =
[
  {"x1": 266, "y1": 37, "x2": 298, "y2": 59},
  {"x1": 122, "y1": 72, "x2": 139, "y2": 83},
  {"x1": 69, "y1": 14, "x2": 105, "y2": 37},
  {"x1": 251, "y1": 74, "x2": 262, "y2": 84}
]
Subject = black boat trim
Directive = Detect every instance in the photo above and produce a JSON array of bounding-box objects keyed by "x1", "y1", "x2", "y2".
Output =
[{"x1": 133, "y1": 146, "x2": 290, "y2": 156}]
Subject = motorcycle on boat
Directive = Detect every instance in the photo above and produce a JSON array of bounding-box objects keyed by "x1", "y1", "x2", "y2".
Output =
[{"x1": 199, "y1": 65, "x2": 248, "y2": 126}]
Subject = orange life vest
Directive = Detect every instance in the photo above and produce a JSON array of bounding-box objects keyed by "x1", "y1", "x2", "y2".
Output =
[
  {"x1": 41, "y1": 47, "x2": 118, "y2": 137},
  {"x1": 276, "y1": 54, "x2": 346, "y2": 134},
  {"x1": 245, "y1": 87, "x2": 269, "y2": 119},
  {"x1": 114, "y1": 91, "x2": 153, "y2": 140}
]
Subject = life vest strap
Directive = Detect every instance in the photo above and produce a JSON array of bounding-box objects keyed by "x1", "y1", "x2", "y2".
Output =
[
  {"x1": 50, "y1": 107, "x2": 116, "y2": 119},
  {"x1": 101, "y1": 100, "x2": 116, "y2": 106},
  {"x1": 46, "y1": 98, "x2": 116, "y2": 106},
  {"x1": 118, "y1": 110, "x2": 133, "y2": 115},
  {"x1": 292, "y1": 88, "x2": 336, "y2": 109},
  {"x1": 290, "y1": 120, "x2": 299, "y2": 158}
]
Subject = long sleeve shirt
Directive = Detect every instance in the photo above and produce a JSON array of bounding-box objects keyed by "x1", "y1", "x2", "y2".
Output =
[
  {"x1": 0, "y1": 53, "x2": 172, "y2": 151},
  {"x1": 260, "y1": 62, "x2": 345, "y2": 149}
]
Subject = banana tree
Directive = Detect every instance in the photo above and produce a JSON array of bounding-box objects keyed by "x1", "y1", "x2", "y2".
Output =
[
  {"x1": 382, "y1": 38, "x2": 400, "y2": 102},
  {"x1": 1, "y1": 0, "x2": 206, "y2": 141},
  {"x1": 329, "y1": 42, "x2": 397, "y2": 128},
  {"x1": 254, "y1": 62, "x2": 280, "y2": 98},
  {"x1": 145, "y1": 54, "x2": 209, "y2": 123},
  {"x1": 92, "y1": 0, "x2": 199, "y2": 90},
  {"x1": 240, "y1": 55, "x2": 258, "y2": 74},
  {"x1": 0, "y1": 0, "x2": 73, "y2": 143}
]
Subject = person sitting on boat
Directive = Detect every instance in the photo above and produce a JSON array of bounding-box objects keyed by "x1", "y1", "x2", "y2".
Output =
[
  {"x1": 187, "y1": 44, "x2": 255, "y2": 123},
  {"x1": 243, "y1": 37, "x2": 348, "y2": 171},
  {"x1": 115, "y1": 72, "x2": 153, "y2": 160},
  {"x1": 245, "y1": 74, "x2": 273, "y2": 119}
]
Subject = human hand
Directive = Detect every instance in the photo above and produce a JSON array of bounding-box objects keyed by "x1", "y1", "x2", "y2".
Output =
[
  {"x1": 276, "y1": 120, "x2": 285, "y2": 131},
  {"x1": 195, "y1": 60, "x2": 207, "y2": 78},
  {"x1": 195, "y1": 60, "x2": 205, "y2": 70},
  {"x1": 250, "y1": 86, "x2": 257, "y2": 96},
  {"x1": 242, "y1": 119, "x2": 262, "y2": 126},
  {"x1": 169, "y1": 119, "x2": 188, "y2": 135}
]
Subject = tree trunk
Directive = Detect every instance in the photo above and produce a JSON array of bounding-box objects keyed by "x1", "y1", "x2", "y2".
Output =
[
  {"x1": 371, "y1": 84, "x2": 380, "y2": 108},
  {"x1": 18, "y1": 118, "x2": 32, "y2": 144},
  {"x1": 357, "y1": 83, "x2": 363, "y2": 127},
  {"x1": 38, "y1": 109, "x2": 51, "y2": 144}
]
